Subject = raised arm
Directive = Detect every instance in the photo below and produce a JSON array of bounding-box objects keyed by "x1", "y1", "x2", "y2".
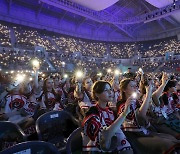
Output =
[
  {"x1": 33, "y1": 66, "x2": 40, "y2": 90},
  {"x1": 74, "y1": 79, "x2": 84, "y2": 100},
  {"x1": 152, "y1": 72, "x2": 169, "y2": 106},
  {"x1": 139, "y1": 83, "x2": 153, "y2": 118},
  {"x1": 100, "y1": 96, "x2": 132, "y2": 150},
  {"x1": 0, "y1": 84, "x2": 16, "y2": 103}
]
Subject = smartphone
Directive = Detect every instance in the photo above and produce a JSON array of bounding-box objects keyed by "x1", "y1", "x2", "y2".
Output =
[
  {"x1": 138, "y1": 68, "x2": 144, "y2": 74},
  {"x1": 132, "y1": 92, "x2": 137, "y2": 99}
]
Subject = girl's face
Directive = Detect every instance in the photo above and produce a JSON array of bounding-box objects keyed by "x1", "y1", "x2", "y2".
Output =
[
  {"x1": 64, "y1": 80, "x2": 70, "y2": 90},
  {"x1": 124, "y1": 81, "x2": 138, "y2": 96},
  {"x1": 54, "y1": 77, "x2": 60, "y2": 87},
  {"x1": 154, "y1": 79, "x2": 160, "y2": 88},
  {"x1": 96, "y1": 84, "x2": 114, "y2": 103},
  {"x1": 46, "y1": 79, "x2": 54, "y2": 90},
  {"x1": 84, "y1": 78, "x2": 93, "y2": 91}
]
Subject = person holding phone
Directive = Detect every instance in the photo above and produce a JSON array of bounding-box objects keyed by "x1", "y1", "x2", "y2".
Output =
[
  {"x1": 39, "y1": 77, "x2": 63, "y2": 111},
  {"x1": 108, "y1": 74, "x2": 121, "y2": 113},
  {"x1": 117, "y1": 78, "x2": 179, "y2": 154},
  {"x1": 147, "y1": 72, "x2": 180, "y2": 139},
  {"x1": 74, "y1": 71, "x2": 96, "y2": 116},
  {"x1": 1, "y1": 77, "x2": 31, "y2": 123},
  {"x1": 82, "y1": 80, "x2": 133, "y2": 153}
]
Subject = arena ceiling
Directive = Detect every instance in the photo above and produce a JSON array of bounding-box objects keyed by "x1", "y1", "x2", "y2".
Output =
[{"x1": 0, "y1": 0, "x2": 180, "y2": 41}]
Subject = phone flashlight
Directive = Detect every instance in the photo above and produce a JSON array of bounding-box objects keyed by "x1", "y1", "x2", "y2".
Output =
[
  {"x1": 14, "y1": 74, "x2": 25, "y2": 86},
  {"x1": 107, "y1": 68, "x2": 111, "y2": 73},
  {"x1": 32, "y1": 59, "x2": 39, "y2": 67},
  {"x1": 97, "y1": 72, "x2": 102, "y2": 77},
  {"x1": 132, "y1": 92, "x2": 137, "y2": 99},
  {"x1": 63, "y1": 74, "x2": 68, "y2": 79},
  {"x1": 114, "y1": 69, "x2": 120, "y2": 76},
  {"x1": 138, "y1": 68, "x2": 144, "y2": 74},
  {"x1": 61, "y1": 62, "x2": 65, "y2": 67},
  {"x1": 75, "y1": 70, "x2": 83, "y2": 79}
]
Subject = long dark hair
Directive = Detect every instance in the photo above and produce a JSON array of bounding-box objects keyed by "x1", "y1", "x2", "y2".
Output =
[
  {"x1": 92, "y1": 80, "x2": 111, "y2": 101},
  {"x1": 38, "y1": 78, "x2": 60, "y2": 105},
  {"x1": 82, "y1": 76, "x2": 94, "y2": 102},
  {"x1": 164, "y1": 80, "x2": 177, "y2": 92},
  {"x1": 119, "y1": 78, "x2": 133, "y2": 102}
]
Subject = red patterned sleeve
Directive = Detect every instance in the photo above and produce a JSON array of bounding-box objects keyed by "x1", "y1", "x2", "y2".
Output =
[
  {"x1": 117, "y1": 103, "x2": 125, "y2": 115},
  {"x1": 118, "y1": 103, "x2": 135, "y2": 121},
  {"x1": 82, "y1": 114, "x2": 101, "y2": 141}
]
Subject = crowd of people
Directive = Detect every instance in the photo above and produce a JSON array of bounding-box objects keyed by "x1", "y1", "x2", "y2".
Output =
[
  {"x1": 0, "y1": 23, "x2": 180, "y2": 60},
  {"x1": 0, "y1": 22, "x2": 180, "y2": 153},
  {"x1": 14, "y1": 26, "x2": 56, "y2": 52},
  {"x1": 0, "y1": 23, "x2": 11, "y2": 47},
  {"x1": 0, "y1": 49, "x2": 49, "y2": 71},
  {"x1": 0, "y1": 63, "x2": 179, "y2": 153},
  {"x1": 1, "y1": 47, "x2": 179, "y2": 74},
  {"x1": 133, "y1": 57, "x2": 179, "y2": 72}
]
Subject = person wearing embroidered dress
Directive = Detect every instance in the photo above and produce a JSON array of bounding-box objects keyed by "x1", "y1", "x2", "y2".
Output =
[
  {"x1": 74, "y1": 76, "x2": 95, "y2": 117},
  {"x1": 1, "y1": 79, "x2": 32, "y2": 124},
  {"x1": 160, "y1": 80, "x2": 179, "y2": 116},
  {"x1": 82, "y1": 80, "x2": 133, "y2": 153},
  {"x1": 20, "y1": 66, "x2": 44, "y2": 121},
  {"x1": 23, "y1": 74, "x2": 45, "y2": 124},
  {"x1": 0, "y1": 70, "x2": 40, "y2": 135},
  {"x1": 18, "y1": 68, "x2": 45, "y2": 131},
  {"x1": 159, "y1": 79, "x2": 179, "y2": 138},
  {"x1": 21, "y1": 66, "x2": 44, "y2": 117},
  {"x1": 148, "y1": 72, "x2": 180, "y2": 139},
  {"x1": 53, "y1": 75, "x2": 66, "y2": 107},
  {"x1": 117, "y1": 78, "x2": 180, "y2": 154},
  {"x1": 62, "y1": 78, "x2": 74, "y2": 104},
  {"x1": 39, "y1": 77, "x2": 63, "y2": 111}
]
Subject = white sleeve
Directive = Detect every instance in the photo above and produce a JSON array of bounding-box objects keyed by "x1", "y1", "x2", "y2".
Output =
[{"x1": 4, "y1": 97, "x2": 11, "y2": 113}]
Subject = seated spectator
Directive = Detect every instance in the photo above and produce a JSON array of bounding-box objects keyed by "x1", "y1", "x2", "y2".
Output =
[{"x1": 82, "y1": 80, "x2": 133, "y2": 153}]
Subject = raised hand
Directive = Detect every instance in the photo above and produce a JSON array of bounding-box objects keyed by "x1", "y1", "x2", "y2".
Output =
[
  {"x1": 124, "y1": 96, "x2": 135, "y2": 115},
  {"x1": 6, "y1": 83, "x2": 17, "y2": 92},
  {"x1": 33, "y1": 65, "x2": 40, "y2": 72},
  {"x1": 145, "y1": 80, "x2": 153, "y2": 94},
  {"x1": 162, "y1": 72, "x2": 169, "y2": 84},
  {"x1": 75, "y1": 78, "x2": 83, "y2": 92}
]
